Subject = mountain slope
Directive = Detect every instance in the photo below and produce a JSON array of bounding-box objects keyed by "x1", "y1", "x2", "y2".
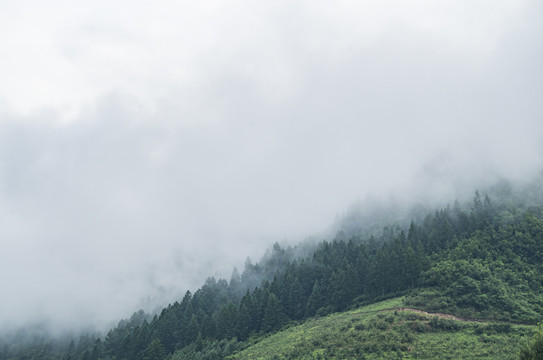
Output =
[
  {"x1": 2, "y1": 177, "x2": 543, "y2": 359},
  {"x1": 227, "y1": 297, "x2": 534, "y2": 360}
]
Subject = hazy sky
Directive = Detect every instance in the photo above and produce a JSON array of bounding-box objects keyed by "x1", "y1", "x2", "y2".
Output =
[{"x1": 1, "y1": 0, "x2": 542, "y2": 332}]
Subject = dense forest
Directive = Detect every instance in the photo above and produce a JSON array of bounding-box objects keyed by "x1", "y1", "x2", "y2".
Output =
[{"x1": 3, "y1": 178, "x2": 543, "y2": 359}]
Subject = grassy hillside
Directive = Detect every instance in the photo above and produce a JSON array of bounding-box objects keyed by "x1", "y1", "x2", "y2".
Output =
[{"x1": 228, "y1": 297, "x2": 535, "y2": 360}]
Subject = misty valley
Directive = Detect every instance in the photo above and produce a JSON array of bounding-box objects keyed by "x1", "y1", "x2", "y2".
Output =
[{"x1": 2, "y1": 177, "x2": 543, "y2": 359}]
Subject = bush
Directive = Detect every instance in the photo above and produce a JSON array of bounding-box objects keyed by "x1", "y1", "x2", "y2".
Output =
[
  {"x1": 354, "y1": 323, "x2": 365, "y2": 331},
  {"x1": 429, "y1": 317, "x2": 459, "y2": 332},
  {"x1": 519, "y1": 324, "x2": 543, "y2": 360}
]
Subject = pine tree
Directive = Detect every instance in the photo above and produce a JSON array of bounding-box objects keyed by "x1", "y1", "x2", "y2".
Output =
[
  {"x1": 90, "y1": 338, "x2": 104, "y2": 360},
  {"x1": 200, "y1": 314, "x2": 216, "y2": 340},
  {"x1": 403, "y1": 245, "x2": 422, "y2": 289},
  {"x1": 329, "y1": 269, "x2": 349, "y2": 310},
  {"x1": 261, "y1": 293, "x2": 288, "y2": 333},
  {"x1": 287, "y1": 277, "x2": 305, "y2": 320},
  {"x1": 251, "y1": 287, "x2": 267, "y2": 332},
  {"x1": 229, "y1": 267, "x2": 241, "y2": 294},
  {"x1": 155, "y1": 310, "x2": 178, "y2": 353},
  {"x1": 185, "y1": 314, "x2": 200, "y2": 344},
  {"x1": 216, "y1": 303, "x2": 239, "y2": 339},
  {"x1": 306, "y1": 280, "x2": 324, "y2": 317},
  {"x1": 237, "y1": 290, "x2": 254, "y2": 340},
  {"x1": 194, "y1": 332, "x2": 203, "y2": 352},
  {"x1": 143, "y1": 339, "x2": 166, "y2": 360}
]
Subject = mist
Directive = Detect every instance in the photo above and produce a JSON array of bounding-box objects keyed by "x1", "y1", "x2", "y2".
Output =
[{"x1": 0, "y1": 0, "x2": 542, "y2": 333}]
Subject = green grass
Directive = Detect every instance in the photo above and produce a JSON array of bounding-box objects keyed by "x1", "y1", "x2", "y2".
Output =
[{"x1": 227, "y1": 297, "x2": 535, "y2": 360}]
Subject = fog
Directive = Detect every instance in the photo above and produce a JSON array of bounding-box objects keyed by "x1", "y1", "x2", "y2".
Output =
[{"x1": 0, "y1": 0, "x2": 542, "y2": 333}]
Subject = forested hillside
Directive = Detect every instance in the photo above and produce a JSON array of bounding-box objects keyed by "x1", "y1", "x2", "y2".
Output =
[{"x1": 3, "y1": 178, "x2": 543, "y2": 359}]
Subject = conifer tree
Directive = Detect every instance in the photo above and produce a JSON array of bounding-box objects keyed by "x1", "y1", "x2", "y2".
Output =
[
  {"x1": 261, "y1": 293, "x2": 288, "y2": 333},
  {"x1": 216, "y1": 303, "x2": 239, "y2": 339},
  {"x1": 306, "y1": 280, "x2": 324, "y2": 317},
  {"x1": 237, "y1": 291, "x2": 254, "y2": 340},
  {"x1": 288, "y1": 277, "x2": 305, "y2": 320},
  {"x1": 143, "y1": 339, "x2": 166, "y2": 360},
  {"x1": 185, "y1": 314, "x2": 200, "y2": 344},
  {"x1": 200, "y1": 314, "x2": 216, "y2": 340}
]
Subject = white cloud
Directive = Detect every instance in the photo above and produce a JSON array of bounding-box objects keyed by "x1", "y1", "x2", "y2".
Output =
[{"x1": 0, "y1": 0, "x2": 542, "y2": 331}]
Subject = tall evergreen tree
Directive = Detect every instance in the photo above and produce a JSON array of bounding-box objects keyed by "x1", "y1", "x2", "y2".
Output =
[
  {"x1": 288, "y1": 277, "x2": 305, "y2": 320},
  {"x1": 143, "y1": 339, "x2": 166, "y2": 360},
  {"x1": 261, "y1": 294, "x2": 288, "y2": 333},
  {"x1": 306, "y1": 280, "x2": 324, "y2": 317},
  {"x1": 185, "y1": 314, "x2": 200, "y2": 345},
  {"x1": 216, "y1": 303, "x2": 239, "y2": 339}
]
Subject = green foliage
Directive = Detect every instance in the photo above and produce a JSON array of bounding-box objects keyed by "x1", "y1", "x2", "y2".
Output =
[
  {"x1": 170, "y1": 338, "x2": 240, "y2": 360},
  {"x1": 261, "y1": 294, "x2": 288, "y2": 333},
  {"x1": 519, "y1": 324, "x2": 543, "y2": 360},
  {"x1": 143, "y1": 339, "x2": 166, "y2": 360},
  {"x1": 228, "y1": 298, "x2": 534, "y2": 359}
]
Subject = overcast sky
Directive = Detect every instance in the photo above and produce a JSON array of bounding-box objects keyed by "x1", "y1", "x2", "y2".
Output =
[{"x1": 1, "y1": 0, "x2": 542, "y2": 332}]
